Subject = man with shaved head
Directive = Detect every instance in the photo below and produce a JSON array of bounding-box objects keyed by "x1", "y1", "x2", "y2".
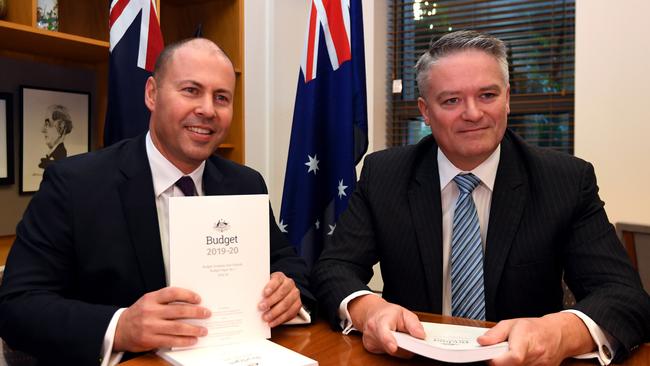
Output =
[{"x1": 0, "y1": 38, "x2": 314, "y2": 365}]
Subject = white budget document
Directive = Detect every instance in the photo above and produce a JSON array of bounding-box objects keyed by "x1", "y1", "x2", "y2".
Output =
[
  {"x1": 158, "y1": 339, "x2": 317, "y2": 366},
  {"x1": 169, "y1": 194, "x2": 271, "y2": 349},
  {"x1": 392, "y1": 322, "x2": 508, "y2": 363}
]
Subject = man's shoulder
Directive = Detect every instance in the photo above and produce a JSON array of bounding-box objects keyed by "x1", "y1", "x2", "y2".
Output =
[
  {"x1": 365, "y1": 135, "x2": 436, "y2": 169},
  {"x1": 45, "y1": 136, "x2": 141, "y2": 181},
  {"x1": 505, "y1": 129, "x2": 590, "y2": 172},
  {"x1": 56, "y1": 138, "x2": 138, "y2": 169}
]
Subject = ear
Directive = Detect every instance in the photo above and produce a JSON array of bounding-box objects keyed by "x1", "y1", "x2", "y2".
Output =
[
  {"x1": 505, "y1": 84, "x2": 511, "y2": 115},
  {"x1": 144, "y1": 76, "x2": 157, "y2": 112},
  {"x1": 417, "y1": 97, "x2": 430, "y2": 125}
]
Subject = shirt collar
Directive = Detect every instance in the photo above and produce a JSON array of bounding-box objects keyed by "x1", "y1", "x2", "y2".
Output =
[
  {"x1": 437, "y1": 144, "x2": 501, "y2": 192},
  {"x1": 145, "y1": 132, "x2": 205, "y2": 197}
]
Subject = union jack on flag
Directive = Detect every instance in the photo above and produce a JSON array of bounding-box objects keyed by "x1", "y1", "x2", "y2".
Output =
[
  {"x1": 301, "y1": 0, "x2": 351, "y2": 82},
  {"x1": 104, "y1": 0, "x2": 163, "y2": 146},
  {"x1": 280, "y1": 0, "x2": 368, "y2": 267}
]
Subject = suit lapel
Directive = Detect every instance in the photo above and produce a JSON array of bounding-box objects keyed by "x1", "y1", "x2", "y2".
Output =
[
  {"x1": 484, "y1": 134, "x2": 527, "y2": 320},
  {"x1": 407, "y1": 140, "x2": 443, "y2": 313},
  {"x1": 202, "y1": 157, "x2": 225, "y2": 195},
  {"x1": 118, "y1": 136, "x2": 166, "y2": 292}
]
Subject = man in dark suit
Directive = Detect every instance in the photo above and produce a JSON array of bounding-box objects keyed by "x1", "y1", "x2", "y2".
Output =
[
  {"x1": 312, "y1": 30, "x2": 650, "y2": 365},
  {"x1": 0, "y1": 38, "x2": 313, "y2": 364}
]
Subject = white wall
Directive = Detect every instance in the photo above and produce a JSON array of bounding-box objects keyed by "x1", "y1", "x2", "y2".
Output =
[
  {"x1": 244, "y1": 0, "x2": 387, "y2": 213},
  {"x1": 575, "y1": 0, "x2": 650, "y2": 226}
]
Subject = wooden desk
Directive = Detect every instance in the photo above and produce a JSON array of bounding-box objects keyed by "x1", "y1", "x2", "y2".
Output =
[{"x1": 121, "y1": 313, "x2": 650, "y2": 365}]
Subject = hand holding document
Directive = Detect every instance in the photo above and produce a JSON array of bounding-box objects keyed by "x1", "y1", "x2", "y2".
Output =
[
  {"x1": 391, "y1": 322, "x2": 509, "y2": 363},
  {"x1": 159, "y1": 195, "x2": 317, "y2": 366}
]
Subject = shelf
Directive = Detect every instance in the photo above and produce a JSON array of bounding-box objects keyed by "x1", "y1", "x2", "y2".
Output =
[{"x1": 0, "y1": 20, "x2": 109, "y2": 63}]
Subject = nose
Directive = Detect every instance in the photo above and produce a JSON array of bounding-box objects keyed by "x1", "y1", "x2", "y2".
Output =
[
  {"x1": 195, "y1": 94, "x2": 216, "y2": 119},
  {"x1": 461, "y1": 98, "x2": 484, "y2": 122}
]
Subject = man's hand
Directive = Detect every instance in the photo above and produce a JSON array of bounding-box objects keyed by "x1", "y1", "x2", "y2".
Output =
[
  {"x1": 258, "y1": 272, "x2": 302, "y2": 327},
  {"x1": 348, "y1": 294, "x2": 425, "y2": 358},
  {"x1": 114, "y1": 287, "x2": 211, "y2": 352},
  {"x1": 478, "y1": 312, "x2": 596, "y2": 366}
]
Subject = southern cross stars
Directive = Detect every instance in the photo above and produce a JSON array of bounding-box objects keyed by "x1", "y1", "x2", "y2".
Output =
[
  {"x1": 305, "y1": 154, "x2": 320, "y2": 174},
  {"x1": 337, "y1": 179, "x2": 348, "y2": 199}
]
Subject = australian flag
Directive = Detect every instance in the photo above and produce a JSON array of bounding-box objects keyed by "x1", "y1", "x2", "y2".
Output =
[
  {"x1": 280, "y1": 0, "x2": 368, "y2": 267},
  {"x1": 104, "y1": 0, "x2": 163, "y2": 146}
]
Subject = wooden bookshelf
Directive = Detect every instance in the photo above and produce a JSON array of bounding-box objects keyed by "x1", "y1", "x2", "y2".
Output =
[
  {"x1": 0, "y1": 235, "x2": 14, "y2": 266},
  {"x1": 0, "y1": 20, "x2": 108, "y2": 62}
]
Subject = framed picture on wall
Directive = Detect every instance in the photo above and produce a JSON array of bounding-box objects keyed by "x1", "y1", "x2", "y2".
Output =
[
  {"x1": 20, "y1": 86, "x2": 90, "y2": 194},
  {"x1": 0, "y1": 93, "x2": 14, "y2": 185}
]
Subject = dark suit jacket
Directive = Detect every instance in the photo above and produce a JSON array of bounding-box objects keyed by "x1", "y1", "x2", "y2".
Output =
[
  {"x1": 313, "y1": 129, "x2": 650, "y2": 360},
  {"x1": 0, "y1": 135, "x2": 313, "y2": 364}
]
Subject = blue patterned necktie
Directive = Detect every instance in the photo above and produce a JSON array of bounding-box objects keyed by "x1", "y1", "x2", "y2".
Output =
[
  {"x1": 175, "y1": 176, "x2": 197, "y2": 197},
  {"x1": 451, "y1": 173, "x2": 485, "y2": 320}
]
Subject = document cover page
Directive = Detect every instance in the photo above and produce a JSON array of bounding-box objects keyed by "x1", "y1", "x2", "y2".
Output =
[{"x1": 169, "y1": 194, "x2": 271, "y2": 349}]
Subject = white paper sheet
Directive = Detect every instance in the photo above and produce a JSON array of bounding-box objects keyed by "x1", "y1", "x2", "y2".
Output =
[{"x1": 169, "y1": 194, "x2": 271, "y2": 349}]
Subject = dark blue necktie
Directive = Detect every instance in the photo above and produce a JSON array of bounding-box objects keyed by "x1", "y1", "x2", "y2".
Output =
[
  {"x1": 451, "y1": 173, "x2": 485, "y2": 320},
  {"x1": 175, "y1": 176, "x2": 197, "y2": 197}
]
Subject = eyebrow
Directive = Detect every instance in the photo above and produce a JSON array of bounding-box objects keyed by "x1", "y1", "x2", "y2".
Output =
[
  {"x1": 177, "y1": 79, "x2": 202, "y2": 88},
  {"x1": 177, "y1": 79, "x2": 233, "y2": 96},
  {"x1": 436, "y1": 84, "x2": 502, "y2": 100},
  {"x1": 478, "y1": 84, "x2": 502, "y2": 92}
]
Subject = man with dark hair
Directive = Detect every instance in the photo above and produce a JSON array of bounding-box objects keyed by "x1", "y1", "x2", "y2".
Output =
[
  {"x1": 313, "y1": 30, "x2": 650, "y2": 365},
  {"x1": 39, "y1": 104, "x2": 73, "y2": 169},
  {"x1": 0, "y1": 38, "x2": 313, "y2": 365}
]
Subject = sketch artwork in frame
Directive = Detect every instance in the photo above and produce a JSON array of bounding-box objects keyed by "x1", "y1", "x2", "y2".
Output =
[
  {"x1": 20, "y1": 86, "x2": 90, "y2": 193},
  {"x1": 0, "y1": 93, "x2": 14, "y2": 185}
]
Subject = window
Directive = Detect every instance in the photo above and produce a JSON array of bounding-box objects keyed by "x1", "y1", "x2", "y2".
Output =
[{"x1": 388, "y1": 0, "x2": 575, "y2": 154}]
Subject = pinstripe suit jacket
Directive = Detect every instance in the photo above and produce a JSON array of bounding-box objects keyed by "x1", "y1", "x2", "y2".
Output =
[{"x1": 312, "y1": 129, "x2": 650, "y2": 359}]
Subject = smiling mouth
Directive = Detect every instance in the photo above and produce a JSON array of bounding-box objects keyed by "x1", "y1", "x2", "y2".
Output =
[
  {"x1": 459, "y1": 126, "x2": 489, "y2": 133},
  {"x1": 186, "y1": 126, "x2": 213, "y2": 135}
]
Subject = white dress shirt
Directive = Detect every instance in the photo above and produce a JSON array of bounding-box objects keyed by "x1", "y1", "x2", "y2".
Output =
[{"x1": 339, "y1": 146, "x2": 614, "y2": 365}]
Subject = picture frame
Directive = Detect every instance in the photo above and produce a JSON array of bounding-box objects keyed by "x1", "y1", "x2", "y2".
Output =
[
  {"x1": 0, "y1": 93, "x2": 14, "y2": 185},
  {"x1": 20, "y1": 86, "x2": 90, "y2": 194}
]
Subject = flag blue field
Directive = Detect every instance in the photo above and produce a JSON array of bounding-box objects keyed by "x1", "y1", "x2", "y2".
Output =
[
  {"x1": 104, "y1": 0, "x2": 163, "y2": 146},
  {"x1": 280, "y1": 0, "x2": 368, "y2": 267}
]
